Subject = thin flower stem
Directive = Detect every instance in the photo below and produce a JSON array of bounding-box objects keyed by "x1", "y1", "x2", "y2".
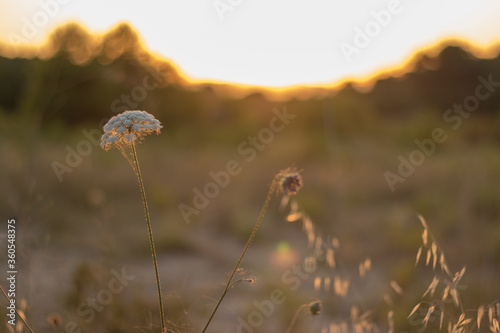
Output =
[
  {"x1": 0, "y1": 284, "x2": 35, "y2": 333},
  {"x1": 132, "y1": 143, "x2": 166, "y2": 333},
  {"x1": 201, "y1": 177, "x2": 279, "y2": 333},
  {"x1": 286, "y1": 304, "x2": 308, "y2": 333}
]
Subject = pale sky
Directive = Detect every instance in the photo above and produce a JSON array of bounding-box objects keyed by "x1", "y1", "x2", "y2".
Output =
[{"x1": 1, "y1": 0, "x2": 500, "y2": 87}]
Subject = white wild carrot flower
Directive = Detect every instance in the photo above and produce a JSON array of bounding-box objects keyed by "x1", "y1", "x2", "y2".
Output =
[
  {"x1": 100, "y1": 109, "x2": 166, "y2": 332},
  {"x1": 101, "y1": 110, "x2": 162, "y2": 150}
]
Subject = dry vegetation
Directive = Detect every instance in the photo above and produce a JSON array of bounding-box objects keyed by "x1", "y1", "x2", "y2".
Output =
[{"x1": 1, "y1": 23, "x2": 500, "y2": 333}]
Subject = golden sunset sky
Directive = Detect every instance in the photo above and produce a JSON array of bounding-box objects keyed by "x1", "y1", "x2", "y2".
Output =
[{"x1": 1, "y1": 0, "x2": 500, "y2": 87}]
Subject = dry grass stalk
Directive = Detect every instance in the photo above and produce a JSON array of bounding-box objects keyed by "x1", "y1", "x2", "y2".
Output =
[
  {"x1": 487, "y1": 302, "x2": 500, "y2": 333},
  {"x1": 359, "y1": 258, "x2": 372, "y2": 278},
  {"x1": 326, "y1": 321, "x2": 353, "y2": 333},
  {"x1": 390, "y1": 280, "x2": 403, "y2": 295},
  {"x1": 324, "y1": 276, "x2": 331, "y2": 292},
  {"x1": 416, "y1": 246, "x2": 423, "y2": 266},
  {"x1": 359, "y1": 310, "x2": 373, "y2": 322},
  {"x1": 443, "y1": 284, "x2": 450, "y2": 301},
  {"x1": 432, "y1": 242, "x2": 438, "y2": 269},
  {"x1": 334, "y1": 276, "x2": 350, "y2": 297},
  {"x1": 478, "y1": 305, "x2": 485, "y2": 330},
  {"x1": 440, "y1": 309, "x2": 445, "y2": 330},
  {"x1": 489, "y1": 306, "x2": 494, "y2": 325},
  {"x1": 414, "y1": 216, "x2": 500, "y2": 333},
  {"x1": 326, "y1": 248, "x2": 336, "y2": 269},
  {"x1": 408, "y1": 302, "x2": 421, "y2": 319},
  {"x1": 384, "y1": 294, "x2": 394, "y2": 307},
  {"x1": 421, "y1": 304, "x2": 436, "y2": 329},
  {"x1": 491, "y1": 318, "x2": 500, "y2": 333},
  {"x1": 202, "y1": 168, "x2": 303, "y2": 333},
  {"x1": 388, "y1": 310, "x2": 394, "y2": 333},
  {"x1": 422, "y1": 276, "x2": 439, "y2": 298},
  {"x1": 1, "y1": 285, "x2": 34, "y2": 333},
  {"x1": 351, "y1": 306, "x2": 359, "y2": 322},
  {"x1": 341, "y1": 321, "x2": 348, "y2": 332},
  {"x1": 417, "y1": 216, "x2": 465, "y2": 309},
  {"x1": 314, "y1": 276, "x2": 322, "y2": 291}
]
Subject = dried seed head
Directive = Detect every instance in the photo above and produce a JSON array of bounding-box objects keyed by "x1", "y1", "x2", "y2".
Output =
[
  {"x1": 309, "y1": 301, "x2": 322, "y2": 316},
  {"x1": 47, "y1": 313, "x2": 62, "y2": 327},
  {"x1": 278, "y1": 168, "x2": 303, "y2": 195},
  {"x1": 101, "y1": 110, "x2": 162, "y2": 150},
  {"x1": 246, "y1": 276, "x2": 256, "y2": 285}
]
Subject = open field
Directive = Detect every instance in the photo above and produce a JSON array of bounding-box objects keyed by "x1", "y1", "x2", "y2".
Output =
[{"x1": 1, "y1": 26, "x2": 500, "y2": 332}]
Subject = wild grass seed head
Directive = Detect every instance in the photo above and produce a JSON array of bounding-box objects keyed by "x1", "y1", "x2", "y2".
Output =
[
  {"x1": 277, "y1": 167, "x2": 303, "y2": 195},
  {"x1": 309, "y1": 301, "x2": 322, "y2": 316}
]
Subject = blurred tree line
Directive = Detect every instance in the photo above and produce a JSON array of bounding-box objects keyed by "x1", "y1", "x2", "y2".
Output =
[{"x1": 1, "y1": 22, "x2": 499, "y2": 138}]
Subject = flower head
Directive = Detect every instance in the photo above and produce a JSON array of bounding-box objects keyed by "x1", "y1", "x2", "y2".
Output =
[
  {"x1": 245, "y1": 276, "x2": 257, "y2": 285},
  {"x1": 101, "y1": 110, "x2": 162, "y2": 150},
  {"x1": 277, "y1": 168, "x2": 303, "y2": 195},
  {"x1": 46, "y1": 313, "x2": 62, "y2": 327},
  {"x1": 308, "y1": 301, "x2": 322, "y2": 316}
]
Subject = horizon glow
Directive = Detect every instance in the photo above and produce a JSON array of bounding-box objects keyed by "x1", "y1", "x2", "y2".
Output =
[{"x1": 1, "y1": 0, "x2": 500, "y2": 88}]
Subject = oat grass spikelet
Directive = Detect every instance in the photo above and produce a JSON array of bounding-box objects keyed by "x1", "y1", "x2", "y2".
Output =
[{"x1": 101, "y1": 110, "x2": 166, "y2": 333}]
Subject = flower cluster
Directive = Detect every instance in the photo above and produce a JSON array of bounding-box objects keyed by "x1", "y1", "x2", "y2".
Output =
[
  {"x1": 277, "y1": 168, "x2": 303, "y2": 195},
  {"x1": 101, "y1": 110, "x2": 162, "y2": 150}
]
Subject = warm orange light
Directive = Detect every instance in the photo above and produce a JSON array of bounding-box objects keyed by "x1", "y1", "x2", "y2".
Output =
[{"x1": 1, "y1": 22, "x2": 499, "y2": 101}]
